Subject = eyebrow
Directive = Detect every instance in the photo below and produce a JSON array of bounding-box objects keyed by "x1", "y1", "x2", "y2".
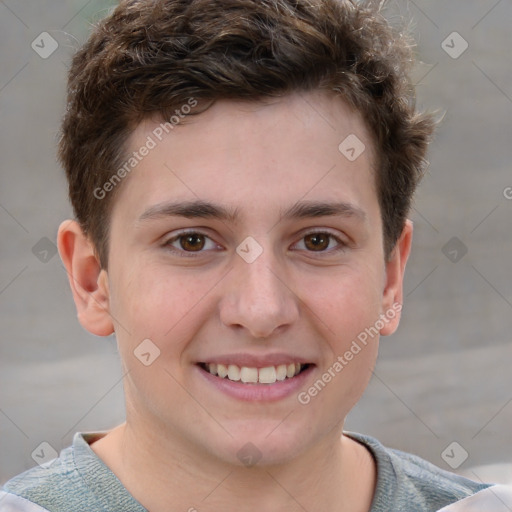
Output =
[
  {"x1": 138, "y1": 200, "x2": 240, "y2": 223},
  {"x1": 138, "y1": 199, "x2": 366, "y2": 223},
  {"x1": 280, "y1": 200, "x2": 366, "y2": 222}
]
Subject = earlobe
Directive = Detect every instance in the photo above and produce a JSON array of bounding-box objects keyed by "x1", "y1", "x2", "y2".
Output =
[
  {"x1": 379, "y1": 220, "x2": 413, "y2": 336},
  {"x1": 57, "y1": 220, "x2": 114, "y2": 336}
]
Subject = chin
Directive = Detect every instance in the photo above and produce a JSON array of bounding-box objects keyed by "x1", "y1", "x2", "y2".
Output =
[{"x1": 206, "y1": 422, "x2": 313, "y2": 468}]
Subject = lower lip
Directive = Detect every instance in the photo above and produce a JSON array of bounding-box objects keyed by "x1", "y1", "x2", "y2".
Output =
[{"x1": 195, "y1": 364, "x2": 315, "y2": 402}]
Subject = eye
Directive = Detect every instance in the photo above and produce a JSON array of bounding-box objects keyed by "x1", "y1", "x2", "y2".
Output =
[
  {"x1": 164, "y1": 231, "x2": 220, "y2": 256},
  {"x1": 294, "y1": 231, "x2": 347, "y2": 253}
]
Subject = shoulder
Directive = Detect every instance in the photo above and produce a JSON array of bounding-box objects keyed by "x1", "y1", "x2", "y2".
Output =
[
  {"x1": 346, "y1": 432, "x2": 493, "y2": 512},
  {"x1": 0, "y1": 447, "x2": 79, "y2": 510},
  {"x1": 0, "y1": 434, "x2": 102, "y2": 512},
  {"x1": 1, "y1": 432, "x2": 144, "y2": 512}
]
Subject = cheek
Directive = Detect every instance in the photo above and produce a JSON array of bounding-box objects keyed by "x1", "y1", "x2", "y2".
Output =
[
  {"x1": 296, "y1": 264, "x2": 383, "y2": 405},
  {"x1": 302, "y1": 263, "x2": 384, "y2": 343},
  {"x1": 109, "y1": 265, "x2": 217, "y2": 419},
  {"x1": 109, "y1": 263, "x2": 218, "y2": 354},
  {"x1": 297, "y1": 279, "x2": 381, "y2": 425}
]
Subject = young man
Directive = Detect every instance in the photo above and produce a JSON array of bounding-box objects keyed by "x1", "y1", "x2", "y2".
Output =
[{"x1": 0, "y1": 0, "x2": 496, "y2": 510}]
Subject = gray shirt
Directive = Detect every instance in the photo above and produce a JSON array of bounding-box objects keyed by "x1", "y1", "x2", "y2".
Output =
[{"x1": 1, "y1": 431, "x2": 492, "y2": 511}]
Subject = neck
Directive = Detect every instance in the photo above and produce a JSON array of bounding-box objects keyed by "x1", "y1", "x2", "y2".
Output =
[{"x1": 91, "y1": 422, "x2": 376, "y2": 512}]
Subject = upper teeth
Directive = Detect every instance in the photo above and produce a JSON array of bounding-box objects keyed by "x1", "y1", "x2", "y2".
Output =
[{"x1": 205, "y1": 363, "x2": 303, "y2": 384}]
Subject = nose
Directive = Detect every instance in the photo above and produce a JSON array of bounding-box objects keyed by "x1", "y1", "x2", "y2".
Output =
[{"x1": 219, "y1": 247, "x2": 299, "y2": 339}]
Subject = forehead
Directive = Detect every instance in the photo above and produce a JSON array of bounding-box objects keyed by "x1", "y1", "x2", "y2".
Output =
[{"x1": 111, "y1": 91, "x2": 378, "y2": 225}]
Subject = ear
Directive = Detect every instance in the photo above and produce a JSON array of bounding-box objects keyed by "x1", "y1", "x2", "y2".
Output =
[
  {"x1": 379, "y1": 219, "x2": 413, "y2": 336},
  {"x1": 57, "y1": 220, "x2": 114, "y2": 336}
]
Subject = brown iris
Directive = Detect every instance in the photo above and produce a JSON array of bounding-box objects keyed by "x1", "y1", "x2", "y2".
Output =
[
  {"x1": 180, "y1": 233, "x2": 205, "y2": 251},
  {"x1": 304, "y1": 233, "x2": 330, "y2": 251}
]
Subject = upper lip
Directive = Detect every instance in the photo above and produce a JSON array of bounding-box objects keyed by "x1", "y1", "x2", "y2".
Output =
[{"x1": 198, "y1": 353, "x2": 315, "y2": 368}]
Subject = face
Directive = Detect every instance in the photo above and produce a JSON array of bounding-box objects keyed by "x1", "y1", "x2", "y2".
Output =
[{"x1": 65, "y1": 91, "x2": 410, "y2": 467}]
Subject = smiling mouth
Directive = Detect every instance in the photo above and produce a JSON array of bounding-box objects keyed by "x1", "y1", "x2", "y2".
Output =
[{"x1": 198, "y1": 362, "x2": 311, "y2": 384}]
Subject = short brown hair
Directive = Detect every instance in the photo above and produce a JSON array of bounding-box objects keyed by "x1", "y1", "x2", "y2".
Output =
[{"x1": 59, "y1": 0, "x2": 435, "y2": 268}]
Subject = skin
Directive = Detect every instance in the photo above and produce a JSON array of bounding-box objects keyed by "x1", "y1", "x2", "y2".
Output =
[{"x1": 58, "y1": 91, "x2": 412, "y2": 512}]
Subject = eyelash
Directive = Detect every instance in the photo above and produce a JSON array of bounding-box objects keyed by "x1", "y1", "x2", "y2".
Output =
[{"x1": 162, "y1": 229, "x2": 348, "y2": 258}]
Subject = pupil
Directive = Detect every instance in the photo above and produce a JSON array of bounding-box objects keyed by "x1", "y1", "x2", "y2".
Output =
[
  {"x1": 306, "y1": 233, "x2": 328, "y2": 251},
  {"x1": 181, "y1": 234, "x2": 204, "y2": 251}
]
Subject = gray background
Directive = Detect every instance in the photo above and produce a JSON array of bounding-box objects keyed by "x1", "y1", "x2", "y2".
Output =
[{"x1": 1, "y1": 0, "x2": 511, "y2": 485}]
